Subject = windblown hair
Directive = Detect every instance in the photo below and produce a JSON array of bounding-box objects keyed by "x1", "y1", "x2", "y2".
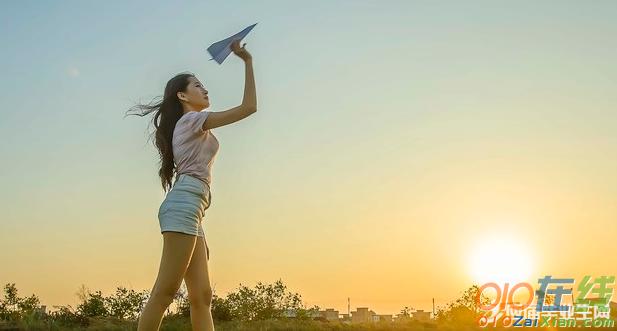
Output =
[{"x1": 125, "y1": 72, "x2": 195, "y2": 193}]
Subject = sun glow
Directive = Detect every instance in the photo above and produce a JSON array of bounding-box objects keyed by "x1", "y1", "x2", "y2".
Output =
[{"x1": 468, "y1": 234, "x2": 534, "y2": 286}]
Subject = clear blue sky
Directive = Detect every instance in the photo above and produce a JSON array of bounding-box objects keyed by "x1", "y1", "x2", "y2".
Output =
[{"x1": 1, "y1": 0, "x2": 616, "y2": 315}]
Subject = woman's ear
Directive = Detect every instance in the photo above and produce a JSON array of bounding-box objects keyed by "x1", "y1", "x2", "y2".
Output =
[{"x1": 177, "y1": 92, "x2": 186, "y2": 102}]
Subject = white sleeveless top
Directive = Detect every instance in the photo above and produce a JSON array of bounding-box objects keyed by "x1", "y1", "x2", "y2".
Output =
[{"x1": 172, "y1": 110, "x2": 220, "y2": 188}]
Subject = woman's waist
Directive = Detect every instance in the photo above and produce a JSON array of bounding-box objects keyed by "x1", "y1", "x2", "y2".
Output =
[{"x1": 173, "y1": 173, "x2": 211, "y2": 194}]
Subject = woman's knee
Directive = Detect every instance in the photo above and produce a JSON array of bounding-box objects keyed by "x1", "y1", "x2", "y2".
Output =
[
  {"x1": 150, "y1": 287, "x2": 179, "y2": 306},
  {"x1": 188, "y1": 287, "x2": 213, "y2": 306}
]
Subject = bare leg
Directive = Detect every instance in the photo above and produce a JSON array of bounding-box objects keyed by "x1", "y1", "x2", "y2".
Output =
[
  {"x1": 138, "y1": 231, "x2": 197, "y2": 331},
  {"x1": 184, "y1": 235, "x2": 214, "y2": 331}
]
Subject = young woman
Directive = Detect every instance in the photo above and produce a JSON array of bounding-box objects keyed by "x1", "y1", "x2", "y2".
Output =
[{"x1": 127, "y1": 39, "x2": 256, "y2": 331}]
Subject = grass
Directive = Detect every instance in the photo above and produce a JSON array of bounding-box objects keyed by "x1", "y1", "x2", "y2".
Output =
[{"x1": 1, "y1": 317, "x2": 615, "y2": 331}]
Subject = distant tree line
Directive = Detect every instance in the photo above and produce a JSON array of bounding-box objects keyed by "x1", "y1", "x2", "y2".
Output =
[
  {"x1": 1, "y1": 279, "x2": 497, "y2": 330},
  {"x1": 0, "y1": 279, "x2": 320, "y2": 329}
]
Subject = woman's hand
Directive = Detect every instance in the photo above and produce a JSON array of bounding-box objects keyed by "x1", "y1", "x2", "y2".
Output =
[{"x1": 230, "y1": 39, "x2": 252, "y2": 62}]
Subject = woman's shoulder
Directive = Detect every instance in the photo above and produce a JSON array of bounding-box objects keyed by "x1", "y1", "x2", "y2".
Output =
[{"x1": 175, "y1": 111, "x2": 210, "y2": 134}]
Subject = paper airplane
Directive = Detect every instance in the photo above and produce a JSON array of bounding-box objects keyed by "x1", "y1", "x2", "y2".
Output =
[{"x1": 207, "y1": 23, "x2": 258, "y2": 64}]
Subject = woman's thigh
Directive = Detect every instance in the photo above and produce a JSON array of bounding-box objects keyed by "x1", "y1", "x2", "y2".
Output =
[
  {"x1": 183, "y1": 235, "x2": 212, "y2": 304},
  {"x1": 151, "y1": 231, "x2": 197, "y2": 297}
]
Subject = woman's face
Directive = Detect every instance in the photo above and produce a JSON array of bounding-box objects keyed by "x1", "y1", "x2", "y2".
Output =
[{"x1": 178, "y1": 76, "x2": 209, "y2": 109}]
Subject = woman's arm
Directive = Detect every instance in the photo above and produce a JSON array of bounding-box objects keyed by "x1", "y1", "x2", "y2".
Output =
[{"x1": 202, "y1": 41, "x2": 257, "y2": 130}]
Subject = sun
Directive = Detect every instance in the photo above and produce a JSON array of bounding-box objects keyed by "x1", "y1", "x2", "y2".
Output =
[{"x1": 468, "y1": 234, "x2": 534, "y2": 285}]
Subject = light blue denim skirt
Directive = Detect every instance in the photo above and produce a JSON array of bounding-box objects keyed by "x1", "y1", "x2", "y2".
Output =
[{"x1": 158, "y1": 174, "x2": 211, "y2": 237}]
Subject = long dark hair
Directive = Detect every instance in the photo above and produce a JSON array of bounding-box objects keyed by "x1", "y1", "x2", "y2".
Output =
[{"x1": 125, "y1": 72, "x2": 195, "y2": 193}]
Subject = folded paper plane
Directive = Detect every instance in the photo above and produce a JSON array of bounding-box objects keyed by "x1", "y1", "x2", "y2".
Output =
[{"x1": 207, "y1": 23, "x2": 258, "y2": 64}]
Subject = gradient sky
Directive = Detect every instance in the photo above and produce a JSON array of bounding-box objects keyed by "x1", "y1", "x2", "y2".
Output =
[{"x1": 1, "y1": 1, "x2": 616, "y2": 316}]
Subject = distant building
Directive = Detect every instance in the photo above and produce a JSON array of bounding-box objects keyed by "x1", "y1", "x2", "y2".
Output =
[
  {"x1": 351, "y1": 307, "x2": 373, "y2": 323},
  {"x1": 283, "y1": 309, "x2": 296, "y2": 318},
  {"x1": 319, "y1": 308, "x2": 340, "y2": 321},
  {"x1": 313, "y1": 305, "x2": 435, "y2": 324},
  {"x1": 350, "y1": 307, "x2": 393, "y2": 323},
  {"x1": 411, "y1": 309, "x2": 431, "y2": 321},
  {"x1": 283, "y1": 308, "x2": 320, "y2": 319},
  {"x1": 374, "y1": 314, "x2": 393, "y2": 322}
]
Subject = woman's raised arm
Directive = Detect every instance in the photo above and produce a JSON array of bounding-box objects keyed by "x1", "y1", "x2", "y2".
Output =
[{"x1": 203, "y1": 40, "x2": 257, "y2": 130}]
